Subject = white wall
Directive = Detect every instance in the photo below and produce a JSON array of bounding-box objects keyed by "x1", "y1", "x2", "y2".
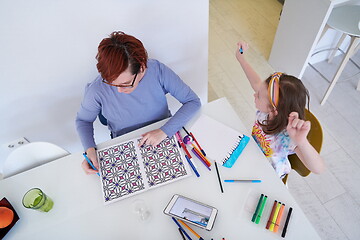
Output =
[
  {"x1": 0, "y1": 0, "x2": 209, "y2": 159},
  {"x1": 268, "y1": 0, "x2": 357, "y2": 78}
]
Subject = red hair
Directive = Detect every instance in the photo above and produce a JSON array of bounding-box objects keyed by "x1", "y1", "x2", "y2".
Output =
[{"x1": 96, "y1": 31, "x2": 148, "y2": 82}]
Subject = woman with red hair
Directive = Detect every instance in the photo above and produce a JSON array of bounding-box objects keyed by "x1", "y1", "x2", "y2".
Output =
[{"x1": 76, "y1": 31, "x2": 201, "y2": 175}]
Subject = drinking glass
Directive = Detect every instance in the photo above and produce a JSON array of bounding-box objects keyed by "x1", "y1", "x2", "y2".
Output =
[
  {"x1": 22, "y1": 188, "x2": 54, "y2": 212},
  {"x1": 132, "y1": 199, "x2": 150, "y2": 221}
]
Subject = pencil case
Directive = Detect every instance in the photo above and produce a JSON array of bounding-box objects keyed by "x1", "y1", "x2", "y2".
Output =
[{"x1": 222, "y1": 134, "x2": 250, "y2": 168}]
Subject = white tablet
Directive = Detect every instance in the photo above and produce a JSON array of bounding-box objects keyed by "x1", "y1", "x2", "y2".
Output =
[{"x1": 163, "y1": 194, "x2": 218, "y2": 231}]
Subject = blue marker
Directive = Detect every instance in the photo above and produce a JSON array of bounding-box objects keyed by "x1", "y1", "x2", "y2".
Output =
[
  {"x1": 83, "y1": 153, "x2": 100, "y2": 176},
  {"x1": 224, "y1": 179, "x2": 261, "y2": 183},
  {"x1": 171, "y1": 217, "x2": 193, "y2": 240},
  {"x1": 239, "y1": 47, "x2": 243, "y2": 54},
  {"x1": 185, "y1": 155, "x2": 200, "y2": 177}
]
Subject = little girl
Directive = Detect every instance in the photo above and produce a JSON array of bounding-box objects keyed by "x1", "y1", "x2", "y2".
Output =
[{"x1": 236, "y1": 42, "x2": 325, "y2": 179}]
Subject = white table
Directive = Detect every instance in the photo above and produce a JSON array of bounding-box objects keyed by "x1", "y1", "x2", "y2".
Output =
[{"x1": 0, "y1": 98, "x2": 320, "y2": 240}]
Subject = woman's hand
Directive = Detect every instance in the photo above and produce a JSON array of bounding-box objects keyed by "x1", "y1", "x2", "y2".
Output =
[
  {"x1": 138, "y1": 129, "x2": 167, "y2": 147},
  {"x1": 81, "y1": 147, "x2": 99, "y2": 175},
  {"x1": 286, "y1": 112, "x2": 311, "y2": 146}
]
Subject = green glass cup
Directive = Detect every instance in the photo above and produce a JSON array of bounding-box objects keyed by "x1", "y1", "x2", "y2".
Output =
[{"x1": 22, "y1": 188, "x2": 54, "y2": 212}]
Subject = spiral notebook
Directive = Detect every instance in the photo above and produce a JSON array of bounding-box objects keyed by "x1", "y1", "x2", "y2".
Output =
[{"x1": 189, "y1": 114, "x2": 249, "y2": 168}]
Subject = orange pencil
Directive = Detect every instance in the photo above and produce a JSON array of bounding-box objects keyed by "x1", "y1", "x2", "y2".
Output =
[
  {"x1": 190, "y1": 132, "x2": 207, "y2": 156},
  {"x1": 192, "y1": 144, "x2": 211, "y2": 167},
  {"x1": 266, "y1": 200, "x2": 278, "y2": 229},
  {"x1": 178, "y1": 219, "x2": 204, "y2": 240},
  {"x1": 273, "y1": 203, "x2": 285, "y2": 232}
]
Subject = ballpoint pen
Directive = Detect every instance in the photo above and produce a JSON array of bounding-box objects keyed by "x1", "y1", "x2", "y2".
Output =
[{"x1": 83, "y1": 152, "x2": 100, "y2": 176}]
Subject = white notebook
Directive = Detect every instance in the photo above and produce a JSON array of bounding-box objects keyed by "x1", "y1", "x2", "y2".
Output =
[{"x1": 189, "y1": 114, "x2": 249, "y2": 167}]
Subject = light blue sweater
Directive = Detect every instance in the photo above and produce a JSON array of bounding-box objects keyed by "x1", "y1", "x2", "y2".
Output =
[{"x1": 76, "y1": 59, "x2": 201, "y2": 150}]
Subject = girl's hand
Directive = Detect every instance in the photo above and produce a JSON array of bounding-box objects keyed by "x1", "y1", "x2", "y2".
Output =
[
  {"x1": 235, "y1": 41, "x2": 249, "y2": 61},
  {"x1": 81, "y1": 147, "x2": 99, "y2": 175},
  {"x1": 138, "y1": 129, "x2": 167, "y2": 147},
  {"x1": 286, "y1": 112, "x2": 311, "y2": 146}
]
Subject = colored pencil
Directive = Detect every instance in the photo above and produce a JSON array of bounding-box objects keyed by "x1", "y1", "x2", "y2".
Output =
[
  {"x1": 191, "y1": 148, "x2": 211, "y2": 171},
  {"x1": 179, "y1": 220, "x2": 204, "y2": 240},
  {"x1": 172, "y1": 217, "x2": 193, "y2": 240},
  {"x1": 190, "y1": 132, "x2": 207, "y2": 156},
  {"x1": 182, "y1": 127, "x2": 207, "y2": 156},
  {"x1": 178, "y1": 227, "x2": 186, "y2": 240},
  {"x1": 224, "y1": 180, "x2": 261, "y2": 183},
  {"x1": 176, "y1": 132, "x2": 200, "y2": 177},
  {"x1": 214, "y1": 161, "x2": 224, "y2": 193}
]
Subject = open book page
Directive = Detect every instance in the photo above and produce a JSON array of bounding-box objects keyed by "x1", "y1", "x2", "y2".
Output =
[{"x1": 96, "y1": 136, "x2": 191, "y2": 204}]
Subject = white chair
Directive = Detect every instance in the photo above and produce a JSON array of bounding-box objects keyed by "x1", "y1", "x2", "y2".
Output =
[
  {"x1": 1, "y1": 142, "x2": 69, "y2": 179},
  {"x1": 318, "y1": 5, "x2": 360, "y2": 105}
]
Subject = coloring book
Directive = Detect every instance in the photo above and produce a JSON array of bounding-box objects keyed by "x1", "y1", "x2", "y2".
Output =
[{"x1": 96, "y1": 136, "x2": 191, "y2": 204}]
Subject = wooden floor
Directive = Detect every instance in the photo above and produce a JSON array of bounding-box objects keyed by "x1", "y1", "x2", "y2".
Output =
[{"x1": 208, "y1": 0, "x2": 360, "y2": 239}]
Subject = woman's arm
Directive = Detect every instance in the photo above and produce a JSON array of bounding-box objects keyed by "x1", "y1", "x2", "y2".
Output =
[
  {"x1": 75, "y1": 80, "x2": 102, "y2": 174},
  {"x1": 139, "y1": 60, "x2": 201, "y2": 146}
]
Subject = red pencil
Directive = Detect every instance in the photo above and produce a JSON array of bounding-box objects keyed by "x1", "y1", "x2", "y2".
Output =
[{"x1": 190, "y1": 132, "x2": 207, "y2": 156}]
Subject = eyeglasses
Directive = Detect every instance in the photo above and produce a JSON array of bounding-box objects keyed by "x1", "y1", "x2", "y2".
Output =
[{"x1": 102, "y1": 73, "x2": 138, "y2": 88}]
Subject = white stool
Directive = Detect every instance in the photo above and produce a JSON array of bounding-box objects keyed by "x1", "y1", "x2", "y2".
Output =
[
  {"x1": 318, "y1": 5, "x2": 360, "y2": 105},
  {"x1": 1, "y1": 142, "x2": 69, "y2": 179}
]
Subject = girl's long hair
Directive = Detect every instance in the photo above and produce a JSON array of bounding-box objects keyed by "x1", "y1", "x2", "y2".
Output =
[{"x1": 259, "y1": 74, "x2": 310, "y2": 135}]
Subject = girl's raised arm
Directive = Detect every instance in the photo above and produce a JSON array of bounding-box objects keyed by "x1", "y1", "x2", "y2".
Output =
[{"x1": 235, "y1": 42, "x2": 263, "y2": 92}]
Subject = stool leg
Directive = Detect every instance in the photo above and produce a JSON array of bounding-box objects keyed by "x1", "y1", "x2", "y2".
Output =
[
  {"x1": 319, "y1": 24, "x2": 330, "y2": 44},
  {"x1": 321, "y1": 36, "x2": 360, "y2": 105},
  {"x1": 328, "y1": 33, "x2": 346, "y2": 63}
]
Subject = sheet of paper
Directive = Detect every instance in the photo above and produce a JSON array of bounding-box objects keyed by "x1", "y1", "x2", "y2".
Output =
[{"x1": 190, "y1": 114, "x2": 243, "y2": 163}]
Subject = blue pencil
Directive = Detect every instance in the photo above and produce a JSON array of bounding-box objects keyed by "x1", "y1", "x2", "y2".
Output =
[
  {"x1": 224, "y1": 180, "x2": 261, "y2": 183},
  {"x1": 83, "y1": 153, "x2": 100, "y2": 176},
  {"x1": 171, "y1": 217, "x2": 193, "y2": 240}
]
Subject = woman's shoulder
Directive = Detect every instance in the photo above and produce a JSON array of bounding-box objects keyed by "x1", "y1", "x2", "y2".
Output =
[
  {"x1": 83, "y1": 75, "x2": 107, "y2": 96},
  {"x1": 145, "y1": 59, "x2": 171, "y2": 81},
  {"x1": 146, "y1": 59, "x2": 166, "y2": 72},
  {"x1": 86, "y1": 75, "x2": 103, "y2": 88}
]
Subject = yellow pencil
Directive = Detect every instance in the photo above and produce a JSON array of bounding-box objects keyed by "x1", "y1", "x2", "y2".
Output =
[{"x1": 178, "y1": 219, "x2": 204, "y2": 240}]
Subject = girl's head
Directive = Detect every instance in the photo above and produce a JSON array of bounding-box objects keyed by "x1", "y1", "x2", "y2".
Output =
[
  {"x1": 257, "y1": 72, "x2": 310, "y2": 134},
  {"x1": 96, "y1": 31, "x2": 148, "y2": 83}
]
